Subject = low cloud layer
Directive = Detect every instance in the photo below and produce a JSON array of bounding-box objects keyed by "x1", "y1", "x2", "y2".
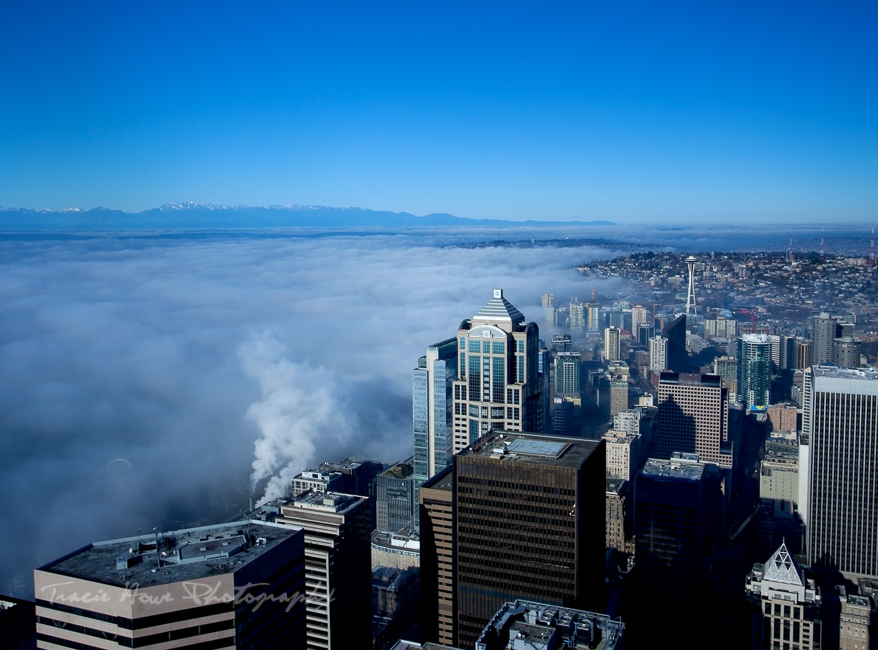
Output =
[{"x1": 0, "y1": 231, "x2": 627, "y2": 596}]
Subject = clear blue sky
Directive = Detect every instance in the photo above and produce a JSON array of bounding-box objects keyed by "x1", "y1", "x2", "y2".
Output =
[{"x1": 1, "y1": 1, "x2": 876, "y2": 223}]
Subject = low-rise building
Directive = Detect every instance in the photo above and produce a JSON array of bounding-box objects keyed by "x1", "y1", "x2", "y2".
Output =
[
  {"x1": 34, "y1": 521, "x2": 307, "y2": 650},
  {"x1": 372, "y1": 528, "x2": 420, "y2": 570},
  {"x1": 760, "y1": 430, "x2": 800, "y2": 503},
  {"x1": 474, "y1": 599, "x2": 625, "y2": 650},
  {"x1": 292, "y1": 469, "x2": 344, "y2": 496}
]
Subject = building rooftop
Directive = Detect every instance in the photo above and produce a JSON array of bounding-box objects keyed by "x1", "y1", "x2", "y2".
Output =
[
  {"x1": 381, "y1": 458, "x2": 414, "y2": 479},
  {"x1": 39, "y1": 521, "x2": 300, "y2": 589},
  {"x1": 462, "y1": 431, "x2": 601, "y2": 470},
  {"x1": 640, "y1": 457, "x2": 705, "y2": 483},
  {"x1": 659, "y1": 372, "x2": 722, "y2": 388},
  {"x1": 372, "y1": 528, "x2": 420, "y2": 552},
  {"x1": 472, "y1": 289, "x2": 525, "y2": 327},
  {"x1": 475, "y1": 599, "x2": 624, "y2": 650},
  {"x1": 606, "y1": 477, "x2": 627, "y2": 494},
  {"x1": 421, "y1": 465, "x2": 453, "y2": 492},
  {"x1": 319, "y1": 457, "x2": 378, "y2": 472},
  {"x1": 602, "y1": 430, "x2": 637, "y2": 445},
  {"x1": 812, "y1": 365, "x2": 878, "y2": 382},
  {"x1": 762, "y1": 542, "x2": 803, "y2": 586},
  {"x1": 287, "y1": 490, "x2": 366, "y2": 514}
]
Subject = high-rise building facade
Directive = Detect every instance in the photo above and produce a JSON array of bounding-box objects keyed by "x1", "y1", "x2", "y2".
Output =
[
  {"x1": 454, "y1": 431, "x2": 605, "y2": 647},
  {"x1": 451, "y1": 290, "x2": 543, "y2": 453},
  {"x1": 418, "y1": 466, "x2": 455, "y2": 647},
  {"x1": 637, "y1": 322, "x2": 655, "y2": 347},
  {"x1": 833, "y1": 336, "x2": 861, "y2": 369},
  {"x1": 738, "y1": 334, "x2": 772, "y2": 410},
  {"x1": 631, "y1": 304, "x2": 648, "y2": 333},
  {"x1": 649, "y1": 335, "x2": 667, "y2": 373},
  {"x1": 413, "y1": 338, "x2": 458, "y2": 495},
  {"x1": 569, "y1": 302, "x2": 585, "y2": 329},
  {"x1": 603, "y1": 428, "x2": 642, "y2": 481},
  {"x1": 554, "y1": 351, "x2": 581, "y2": 396},
  {"x1": 276, "y1": 492, "x2": 372, "y2": 649},
  {"x1": 794, "y1": 340, "x2": 811, "y2": 370},
  {"x1": 586, "y1": 303, "x2": 601, "y2": 332},
  {"x1": 713, "y1": 355, "x2": 737, "y2": 387},
  {"x1": 634, "y1": 456, "x2": 725, "y2": 625},
  {"x1": 604, "y1": 326, "x2": 621, "y2": 362},
  {"x1": 34, "y1": 522, "x2": 307, "y2": 650},
  {"x1": 376, "y1": 459, "x2": 417, "y2": 533},
  {"x1": 745, "y1": 542, "x2": 822, "y2": 650},
  {"x1": 663, "y1": 314, "x2": 689, "y2": 373},
  {"x1": 656, "y1": 372, "x2": 731, "y2": 468},
  {"x1": 804, "y1": 366, "x2": 878, "y2": 577},
  {"x1": 809, "y1": 313, "x2": 844, "y2": 366},
  {"x1": 551, "y1": 334, "x2": 572, "y2": 353}
]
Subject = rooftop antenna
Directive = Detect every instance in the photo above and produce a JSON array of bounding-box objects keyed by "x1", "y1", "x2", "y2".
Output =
[
  {"x1": 870, "y1": 224, "x2": 876, "y2": 267},
  {"x1": 590, "y1": 281, "x2": 596, "y2": 303},
  {"x1": 787, "y1": 224, "x2": 794, "y2": 262},
  {"x1": 819, "y1": 223, "x2": 825, "y2": 260}
]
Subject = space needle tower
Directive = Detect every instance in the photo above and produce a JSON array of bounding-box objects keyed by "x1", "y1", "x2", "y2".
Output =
[{"x1": 685, "y1": 255, "x2": 698, "y2": 316}]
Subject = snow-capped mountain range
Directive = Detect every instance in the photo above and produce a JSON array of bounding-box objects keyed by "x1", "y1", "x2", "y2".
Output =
[{"x1": 0, "y1": 203, "x2": 614, "y2": 231}]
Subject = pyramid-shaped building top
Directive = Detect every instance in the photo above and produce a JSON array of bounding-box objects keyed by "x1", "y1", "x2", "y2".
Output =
[
  {"x1": 472, "y1": 289, "x2": 525, "y2": 328},
  {"x1": 763, "y1": 542, "x2": 804, "y2": 586}
]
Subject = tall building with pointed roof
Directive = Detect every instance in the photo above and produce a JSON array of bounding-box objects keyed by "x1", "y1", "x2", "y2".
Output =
[
  {"x1": 451, "y1": 289, "x2": 544, "y2": 453},
  {"x1": 746, "y1": 542, "x2": 822, "y2": 649}
]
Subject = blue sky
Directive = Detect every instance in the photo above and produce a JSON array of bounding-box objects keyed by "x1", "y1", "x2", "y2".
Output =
[{"x1": 1, "y1": 1, "x2": 876, "y2": 223}]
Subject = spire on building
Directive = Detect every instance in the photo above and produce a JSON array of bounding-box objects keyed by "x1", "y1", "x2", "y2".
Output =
[
  {"x1": 591, "y1": 281, "x2": 596, "y2": 302},
  {"x1": 819, "y1": 224, "x2": 825, "y2": 260},
  {"x1": 763, "y1": 541, "x2": 803, "y2": 586},
  {"x1": 472, "y1": 288, "x2": 524, "y2": 326},
  {"x1": 787, "y1": 225, "x2": 794, "y2": 262}
]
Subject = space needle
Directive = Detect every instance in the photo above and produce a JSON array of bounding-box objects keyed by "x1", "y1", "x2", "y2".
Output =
[{"x1": 685, "y1": 255, "x2": 698, "y2": 317}]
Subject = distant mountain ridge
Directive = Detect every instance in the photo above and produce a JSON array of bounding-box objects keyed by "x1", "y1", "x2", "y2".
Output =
[{"x1": 0, "y1": 202, "x2": 614, "y2": 231}]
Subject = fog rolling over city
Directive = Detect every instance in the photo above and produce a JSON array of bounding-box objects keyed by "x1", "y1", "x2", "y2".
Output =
[{"x1": 0, "y1": 232, "x2": 626, "y2": 596}]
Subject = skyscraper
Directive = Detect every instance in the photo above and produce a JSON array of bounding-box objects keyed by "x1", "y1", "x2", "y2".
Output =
[
  {"x1": 276, "y1": 492, "x2": 372, "y2": 649},
  {"x1": 586, "y1": 302, "x2": 601, "y2": 332},
  {"x1": 419, "y1": 466, "x2": 455, "y2": 647},
  {"x1": 413, "y1": 338, "x2": 458, "y2": 493},
  {"x1": 554, "y1": 351, "x2": 581, "y2": 396},
  {"x1": 833, "y1": 336, "x2": 861, "y2": 368},
  {"x1": 376, "y1": 459, "x2": 416, "y2": 533},
  {"x1": 451, "y1": 290, "x2": 543, "y2": 452},
  {"x1": 604, "y1": 326, "x2": 621, "y2": 362},
  {"x1": 809, "y1": 312, "x2": 845, "y2": 366},
  {"x1": 569, "y1": 302, "x2": 585, "y2": 329},
  {"x1": 631, "y1": 304, "x2": 648, "y2": 333},
  {"x1": 738, "y1": 333, "x2": 772, "y2": 411},
  {"x1": 656, "y1": 372, "x2": 731, "y2": 468},
  {"x1": 454, "y1": 431, "x2": 605, "y2": 646},
  {"x1": 634, "y1": 456, "x2": 725, "y2": 628},
  {"x1": 804, "y1": 366, "x2": 878, "y2": 577},
  {"x1": 649, "y1": 335, "x2": 667, "y2": 373},
  {"x1": 663, "y1": 314, "x2": 689, "y2": 373},
  {"x1": 745, "y1": 542, "x2": 822, "y2": 650}
]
